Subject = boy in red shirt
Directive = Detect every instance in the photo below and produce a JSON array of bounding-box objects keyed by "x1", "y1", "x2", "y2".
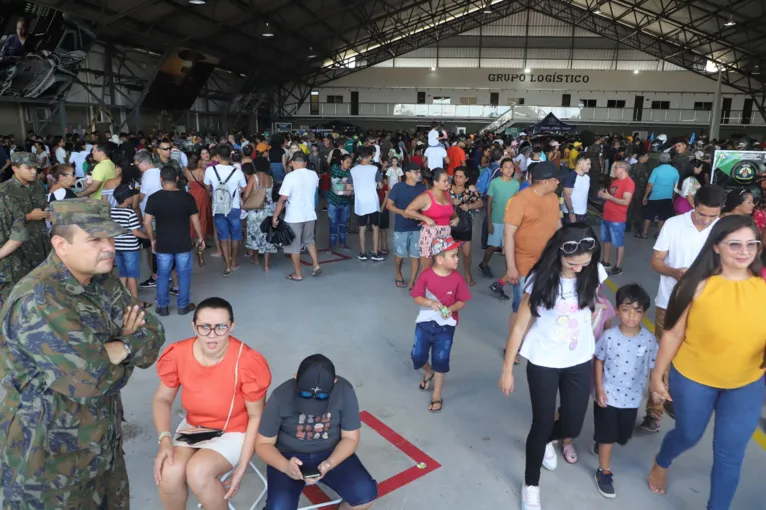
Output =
[
  {"x1": 598, "y1": 161, "x2": 635, "y2": 275},
  {"x1": 410, "y1": 236, "x2": 472, "y2": 413}
]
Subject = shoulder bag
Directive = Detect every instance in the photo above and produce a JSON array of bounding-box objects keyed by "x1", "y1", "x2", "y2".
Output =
[{"x1": 242, "y1": 173, "x2": 266, "y2": 211}]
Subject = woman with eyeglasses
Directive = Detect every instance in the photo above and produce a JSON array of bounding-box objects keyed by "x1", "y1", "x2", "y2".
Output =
[
  {"x1": 152, "y1": 297, "x2": 272, "y2": 510},
  {"x1": 46, "y1": 164, "x2": 78, "y2": 202},
  {"x1": 498, "y1": 223, "x2": 608, "y2": 510},
  {"x1": 255, "y1": 354, "x2": 378, "y2": 510},
  {"x1": 647, "y1": 215, "x2": 766, "y2": 508}
]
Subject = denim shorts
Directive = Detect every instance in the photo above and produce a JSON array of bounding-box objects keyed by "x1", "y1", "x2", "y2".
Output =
[
  {"x1": 214, "y1": 208, "x2": 243, "y2": 241},
  {"x1": 114, "y1": 250, "x2": 140, "y2": 279},
  {"x1": 393, "y1": 230, "x2": 420, "y2": 258},
  {"x1": 510, "y1": 275, "x2": 528, "y2": 313},
  {"x1": 411, "y1": 321, "x2": 456, "y2": 373},
  {"x1": 487, "y1": 222, "x2": 504, "y2": 247},
  {"x1": 600, "y1": 220, "x2": 626, "y2": 248}
]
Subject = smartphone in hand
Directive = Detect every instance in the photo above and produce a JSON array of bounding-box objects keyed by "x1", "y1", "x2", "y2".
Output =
[{"x1": 300, "y1": 465, "x2": 321, "y2": 480}]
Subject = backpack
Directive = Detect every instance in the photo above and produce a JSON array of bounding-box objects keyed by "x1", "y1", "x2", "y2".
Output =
[
  {"x1": 477, "y1": 165, "x2": 501, "y2": 195},
  {"x1": 212, "y1": 166, "x2": 236, "y2": 216}
]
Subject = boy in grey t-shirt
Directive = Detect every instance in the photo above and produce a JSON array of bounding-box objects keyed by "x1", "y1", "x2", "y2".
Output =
[{"x1": 592, "y1": 283, "x2": 657, "y2": 499}]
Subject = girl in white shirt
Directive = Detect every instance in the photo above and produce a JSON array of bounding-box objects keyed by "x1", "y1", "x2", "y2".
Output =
[{"x1": 499, "y1": 224, "x2": 608, "y2": 510}]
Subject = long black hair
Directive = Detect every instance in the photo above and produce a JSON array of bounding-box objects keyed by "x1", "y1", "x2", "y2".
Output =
[
  {"x1": 527, "y1": 223, "x2": 602, "y2": 316},
  {"x1": 664, "y1": 215, "x2": 762, "y2": 330}
]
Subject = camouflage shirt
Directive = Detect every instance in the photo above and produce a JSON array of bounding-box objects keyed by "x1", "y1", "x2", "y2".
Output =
[
  {"x1": 0, "y1": 176, "x2": 51, "y2": 270},
  {"x1": 0, "y1": 252, "x2": 165, "y2": 506},
  {"x1": 0, "y1": 193, "x2": 28, "y2": 308},
  {"x1": 153, "y1": 155, "x2": 183, "y2": 173}
]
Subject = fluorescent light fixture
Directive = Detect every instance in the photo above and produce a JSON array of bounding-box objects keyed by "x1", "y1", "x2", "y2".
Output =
[
  {"x1": 431, "y1": 66, "x2": 436, "y2": 71},
  {"x1": 189, "y1": 0, "x2": 205, "y2": 4},
  {"x1": 308, "y1": 47, "x2": 317, "y2": 58},
  {"x1": 633, "y1": 70, "x2": 639, "y2": 74},
  {"x1": 524, "y1": 68, "x2": 531, "y2": 73},
  {"x1": 310, "y1": 91, "x2": 319, "y2": 96},
  {"x1": 724, "y1": 16, "x2": 736, "y2": 27},
  {"x1": 262, "y1": 22, "x2": 274, "y2": 37}
]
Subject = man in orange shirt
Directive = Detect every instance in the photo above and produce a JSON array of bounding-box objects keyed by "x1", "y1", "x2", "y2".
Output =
[{"x1": 446, "y1": 140, "x2": 467, "y2": 177}]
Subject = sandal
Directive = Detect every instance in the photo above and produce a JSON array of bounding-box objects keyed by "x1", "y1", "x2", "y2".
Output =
[
  {"x1": 634, "y1": 233, "x2": 649, "y2": 239},
  {"x1": 395, "y1": 278, "x2": 407, "y2": 288},
  {"x1": 466, "y1": 277, "x2": 476, "y2": 286},
  {"x1": 286, "y1": 274, "x2": 303, "y2": 282},
  {"x1": 419, "y1": 372, "x2": 434, "y2": 391},
  {"x1": 561, "y1": 441, "x2": 578, "y2": 464},
  {"x1": 312, "y1": 267, "x2": 322, "y2": 277},
  {"x1": 222, "y1": 270, "x2": 232, "y2": 278},
  {"x1": 428, "y1": 399, "x2": 443, "y2": 413},
  {"x1": 648, "y1": 463, "x2": 668, "y2": 495}
]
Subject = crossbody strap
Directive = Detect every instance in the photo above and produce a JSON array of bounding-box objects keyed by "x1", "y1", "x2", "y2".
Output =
[{"x1": 222, "y1": 342, "x2": 245, "y2": 432}]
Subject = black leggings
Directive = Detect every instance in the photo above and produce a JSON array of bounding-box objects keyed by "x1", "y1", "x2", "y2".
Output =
[{"x1": 524, "y1": 359, "x2": 592, "y2": 486}]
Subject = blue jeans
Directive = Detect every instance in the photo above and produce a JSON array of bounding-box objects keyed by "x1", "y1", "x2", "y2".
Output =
[
  {"x1": 265, "y1": 452, "x2": 377, "y2": 510},
  {"x1": 327, "y1": 202, "x2": 350, "y2": 247},
  {"x1": 271, "y1": 162, "x2": 285, "y2": 182},
  {"x1": 114, "y1": 250, "x2": 141, "y2": 279},
  {"x1": 156, "y1": 251, "x2": 192, "y2": 308},
  {"x1": 411, "y1": 321, "x2": 456, "y2": 373},
  {"x1": 656, "y1": 365, "x2": 765, "y2": 510}
]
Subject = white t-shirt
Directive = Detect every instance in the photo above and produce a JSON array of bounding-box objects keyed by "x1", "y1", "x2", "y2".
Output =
[
  {"x1": 513, "y1": 154, "x2": 528, "y2": 173},
  {"x1": 562, "y1": 173, "x2": 591, "y2": 215},
  {"x1": 68, "y1": 151, "x2": 88, "y2": 178},
  {"x1": 55, "y1": 146, "x2": 67, "y2": 165},
  {"x1": 349, "y1": 164, "x2": 381, "y2": 216},
  {"x1": 140, "y1": 168, "x2": 162, "y2": 214},
  {"x1": 373, "y1": 144, "x2": 381, "y2": 163},
  {"x1": 653, "y1": 211, "x2": 717, "y2": 309},
  {"x1": 520, "y1": 264, "x2": 609, "y2": 368},
  {"x1": 204, "y1": 164, "x2": 247, "y2": 210},
  {"x1": 386, "y1": 166, "x2": 403, "y2": 187},
  {"x1": 424, "y1": 146, "x2": 447, "y2": 170},
  {"x1": 279, "y1": 168, "x2": 318, "y2": 223}
]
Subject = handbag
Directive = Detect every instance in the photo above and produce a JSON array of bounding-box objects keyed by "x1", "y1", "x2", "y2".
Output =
[
  {"x1": 175, "y1": 342, "x2": 244, "y2": 445},
  {"x1": 242, "y1": 174, "x2": 266, "y2": 211},
  {"x1": 452, "y1": 206, "x2": 472, "y2": 233}
]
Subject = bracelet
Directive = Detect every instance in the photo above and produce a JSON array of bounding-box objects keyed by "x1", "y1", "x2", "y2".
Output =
[{"x1": 158, "y1": 431, "x2": 172, "y2": 444}]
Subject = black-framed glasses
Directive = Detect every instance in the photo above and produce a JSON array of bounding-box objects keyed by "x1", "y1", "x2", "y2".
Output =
[
  {"x1": 720, "y1": 240, "x2": 762, "y2": 253},
  {"x1": 195, "y1": 323, "x2": 231, "y2": 336},
  {"x1": 560, "y1": 237, "x2": 597, "y2": 255},
  {"x1": 299, "y1": 389, "x2": 330, "y2": 400},
  {"x1": 159, "y1": 147, "x2": 171, "y2": 151}
]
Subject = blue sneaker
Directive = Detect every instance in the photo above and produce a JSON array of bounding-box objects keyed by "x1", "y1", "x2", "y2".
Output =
[{"x1": 594, "y1": 468, "x2": 616, "y2": 499}]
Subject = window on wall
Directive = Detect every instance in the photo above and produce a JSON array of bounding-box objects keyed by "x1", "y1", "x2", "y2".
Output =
[
  {"x1": 651, "y1": 101, "x2": 670, "y2": 109},
  {"x1": 459, "y1": 97, "x2": 477, "y2": 105},
  {"x1": 507, "y1": 98, "x2": 524, "y2": 105},
  {"x1": 432, "y1": 97, "x2": 451, "y2": 104},
  {"x1": 326, "y1": 95, "x2": 343, "y2": 103},
  {"x1": 606, "y1": 100, "x2": 626, "y2": 108},
  {"x1": 562, "y1": 94, "x2": 571, "y2": 107},
  {"x1": 693, "y1": 101, "x2": 713, "y2": 111},
  {"x1": 579, "y1": 99, "x2": 597, "y2": 107}
]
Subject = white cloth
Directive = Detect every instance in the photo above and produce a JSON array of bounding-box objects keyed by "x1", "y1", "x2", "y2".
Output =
[
  {"x1": 562, "y1": 173, "x2": 591, "y2": 215},
  {"x1": 68, "y1": 151, "x2": 88, "y2": 178},
  {"x1": 173, "y1": 418, "x2": 245, "y2": 468},
  {"x1": 373, "y1": 144, "x2": 381, "y2": 163},
  {"x1": 386, "y1": 166, "x2": 403, "y2": 187},
  {"x1": 653, "y1": 211, "x2": 717, "y2": 309},
  {"x1": 55, "y1": 147, "x2": 67, "y2": 165},
  {"x1": 279, "y1": 168, "x2": 318, "y2": 223},
  {"x1": 349, "y1": 164, "x2": 381, "y2": 216},
  {"x1": 428, "y1": 129, "x2": 439, "y2": 146},
  {"x1": 204, "y1": 164, "x2": 247, "y2": 210},
  {"x1": 424, "y1": 146, "x2": 447, "y2": 170},
  {"x1": 139, "y1": 168, "x2": 162, "y2": 214},
  {"x1": 520, "y1": 264, "x2": 609, "y2": 368}
]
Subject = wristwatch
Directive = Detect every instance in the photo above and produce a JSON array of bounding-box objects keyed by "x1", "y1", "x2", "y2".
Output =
[{"x1": 120, "y1": 341, "x2": 132, "y2": 365}]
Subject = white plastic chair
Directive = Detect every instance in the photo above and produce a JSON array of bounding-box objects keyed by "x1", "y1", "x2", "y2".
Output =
[
  {"x1": 197, "y1": 460, "x2": 267, "y2": 510},
  {"x1": 299, "y1": 485, "x2": 343, "y2": 510}
]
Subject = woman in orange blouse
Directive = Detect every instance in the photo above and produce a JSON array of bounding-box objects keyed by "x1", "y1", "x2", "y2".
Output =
[
  {"x1": 152, "y1": 297, "x2": 272, "y2": 510},
  {"x1": 647, "y1": 215, "x2": 766, "y2": 509}
]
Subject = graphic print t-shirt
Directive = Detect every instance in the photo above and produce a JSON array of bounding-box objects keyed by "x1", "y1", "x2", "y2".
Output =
[
  {"x1": 411, "y1": 268, "x2": 472, "y2": 325},
  {"x1": 258, "y1": 377, "x2": 361, "y2": 455}
]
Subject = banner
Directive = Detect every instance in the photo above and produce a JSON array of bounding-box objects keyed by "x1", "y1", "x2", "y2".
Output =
[{"x1": 711, "y1": 150, "x2": 766, "y2": 187}]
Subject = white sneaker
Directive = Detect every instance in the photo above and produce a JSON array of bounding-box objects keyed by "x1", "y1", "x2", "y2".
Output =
[
  {"x1": 521, "y1": 484, "x2": 542, "y2": 510},
  {"x1": 542, "y1": 442, "x2": 558, "y2": 471}
]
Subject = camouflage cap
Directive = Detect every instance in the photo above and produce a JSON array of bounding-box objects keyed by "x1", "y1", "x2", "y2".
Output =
[
  {"x1": 49, "y1": 198, "x2": 128, "y2": 238},
  {"x1": 10, "y1": 151, "x2": 40, "y2": 167}
]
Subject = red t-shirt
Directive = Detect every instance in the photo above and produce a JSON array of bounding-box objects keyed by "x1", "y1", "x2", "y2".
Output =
[
  {"x1": 319, "y1": 172, "x2": 330, "y2": 191},
  {"x1": 411, "y1": 155, "x2": 424, "y2": 168},
  {"x1": 446, "y1": 146, "x2": 466, "y2": 176},
  {"x1": 602, "y1": 176, "x2": 635, "y2": 223},
  {"x1": 411, "y1": 267, "x2": 472, "y2": 323}
]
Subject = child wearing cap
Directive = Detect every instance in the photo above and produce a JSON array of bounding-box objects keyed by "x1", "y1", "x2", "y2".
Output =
[
  {"x1": 592, "y1": 283, "x2": 656, "y2": 499},
  {"x1": 410, "y1": 236, "x2": 472, "y2": 413},
  {"x1": 111, "y1": 183, "x2": 150, "y2": 308}
]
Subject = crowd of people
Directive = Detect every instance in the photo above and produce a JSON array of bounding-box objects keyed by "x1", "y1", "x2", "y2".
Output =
[{"x1": 0, "y1": 123, "x2": 765, "y2": 510}]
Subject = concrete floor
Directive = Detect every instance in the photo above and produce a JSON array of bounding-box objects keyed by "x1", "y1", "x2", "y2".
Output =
[{"x1": 110, "y1": 214, "x2": 765, "y2": 510}]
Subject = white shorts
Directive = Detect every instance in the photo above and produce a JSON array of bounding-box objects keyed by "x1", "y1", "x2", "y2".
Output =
[{"x1": 173, "y1": 418, "x2": 245, "y2": 468}]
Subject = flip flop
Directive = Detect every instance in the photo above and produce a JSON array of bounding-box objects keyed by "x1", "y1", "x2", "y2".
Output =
[
  {"x1": 286, "y1": 274, "x2": 303, "y2": 282},
  {"x1": 222, "y1": 270, "x2": 232, "y2": 278},
  {"x1": 312, "y1": 267, "x2": 322, "y2": 277},
  {"x1": 428, "y1": 399, "x2": 443, "y2": 413},
  {"x1": 466, "y1": 278, "x2": 476, "y2": 286},
  {"x1": 419, "y1": 373, "x2": 434, "y2": 391},
  {"x1": 395, "y1": 279, "x2": 407, "y2": 288}
]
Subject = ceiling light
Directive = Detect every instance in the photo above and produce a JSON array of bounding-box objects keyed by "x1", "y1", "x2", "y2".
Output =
[
  {"x1": 262, "y1": 22, "x2": 274, "y2": 37},
  {"x1": 633, "y1": 70, "x2": 639, "y2": 74},
  {"x1": 431, "y1": 66, "x2": 436, "y2": 71},
  {"x1": 724, "y1": 16, "x2": 736, "y2": 27},
  {"x1": 189, "y1": 0, "x2": 205, "y2": 4},
  {"x1": 524, "y1": 68, "x2": 531, "y2": 73},
  {"x1": 308, "y1": 47, "x2": 317, "y2": 59},
  {"x1": 483, "y1": 9, "x2": 492, "y2": 13},
  {"x1": 594, "y1": 9, "x2": 601, "y2": 14}
]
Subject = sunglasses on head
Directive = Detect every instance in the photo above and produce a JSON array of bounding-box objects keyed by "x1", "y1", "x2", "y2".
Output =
[
  {"x1": 299, "y1": 390, "x2": 330, "y2": 400},
  {"x1": 560, "y1": 237, "x2": 596, "y2": 255}
]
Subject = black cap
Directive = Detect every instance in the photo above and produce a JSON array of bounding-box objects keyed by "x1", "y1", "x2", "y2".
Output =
[
  {"x1": 290, "y1": 151, "x2": 307, "y2": 163},
  {"x1": 113, "y1": 183, "x2": 139, "y2": 205},
  {"x1": 297, "y1": 354, "x2": 336, "y2": 394},
  {"x1": 530, "y1": 161, "x2": 563, "y2": 181},
  {"x1": 403, "y1": 162, "x2": 421, "y2": 172}
]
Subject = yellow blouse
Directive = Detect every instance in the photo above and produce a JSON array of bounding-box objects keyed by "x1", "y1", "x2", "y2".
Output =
[{"x1": 673, "y1": 275, "x2": 766, "y2": 389}]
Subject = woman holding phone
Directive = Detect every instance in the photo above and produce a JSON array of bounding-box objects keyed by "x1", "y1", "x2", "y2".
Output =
[{"x1": 152, "y1": 297, "x2": 272, "y2": 510}]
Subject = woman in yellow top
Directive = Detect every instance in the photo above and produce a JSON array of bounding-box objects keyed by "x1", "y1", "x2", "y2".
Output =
[
  {"x1": 567, "y1": 142, "x2": 581, "y2": 170},
  {"x1": 647, "y1": 215, "x2": 766, "y2": 509}
]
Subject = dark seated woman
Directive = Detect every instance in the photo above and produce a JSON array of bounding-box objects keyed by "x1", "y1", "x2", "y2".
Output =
[{"x1": 255, "y1": 354, "x2": 378, "y2": 510}]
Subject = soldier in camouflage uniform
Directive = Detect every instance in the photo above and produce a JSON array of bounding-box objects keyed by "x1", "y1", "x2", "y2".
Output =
[
  {"x1": 153, "y1": 138, "x2": 184, "y2": 173},
  {"x1": 0, "y1": 152, "x2": 52, "y2": 271},
  {"x1": 0, "y1": 192, "x2": 27, "y2": 308},
  {"x1": 0, "y1": 199, "x2": 165, "y2": 510},
  {"x1": 627, "y1": 153, "x2": 654, "y2": 232}
]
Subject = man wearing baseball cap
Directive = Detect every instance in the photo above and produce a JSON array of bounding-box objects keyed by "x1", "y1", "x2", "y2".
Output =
[
  {"x1": 1, "y1": 152, "x2": 51, "y2": 273},
  {"x1": 387, "y1": 161, "x2": 427, "y2": 289},
  {"x1": 0, "y1": 198, "x2": 165, "y2": 508},
  {"x1": 256, "y1": 354, "x2": 378, "y2": 509}
]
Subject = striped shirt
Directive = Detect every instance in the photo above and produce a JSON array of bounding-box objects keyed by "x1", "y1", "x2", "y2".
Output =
[{"x1": 110, "y1": 207, "x2": 141, "y2": 251}]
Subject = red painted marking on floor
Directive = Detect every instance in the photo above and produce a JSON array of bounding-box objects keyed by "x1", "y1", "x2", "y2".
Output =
[
  {"x1": 299, "y1": 249, "x2": 353, "y2": 266},
  {"x1": 302, "y1": 410, "x2": 441, "y2": 506}
]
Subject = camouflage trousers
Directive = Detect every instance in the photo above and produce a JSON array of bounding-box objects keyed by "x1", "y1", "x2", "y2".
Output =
[{"x1": 1, "y1": 452, "x2": 129, "y2": 510}]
